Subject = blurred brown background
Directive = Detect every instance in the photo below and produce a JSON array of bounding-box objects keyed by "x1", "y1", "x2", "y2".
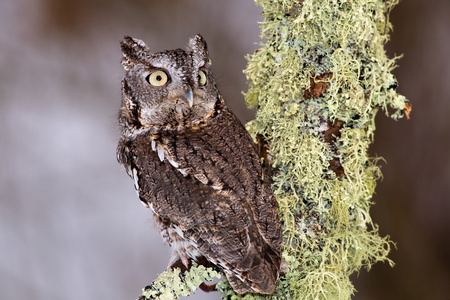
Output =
[{"x1": 0, "y1": 0, "x2": 448, "y2": 299}]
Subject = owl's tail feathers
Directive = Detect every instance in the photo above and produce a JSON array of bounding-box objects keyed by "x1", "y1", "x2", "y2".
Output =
[
  {"x1": 226, "y1": 263, "x2": 279, "y2": 294},
  {"x1": 225, "y1": 247, "x2": 281, "y2": 294}
]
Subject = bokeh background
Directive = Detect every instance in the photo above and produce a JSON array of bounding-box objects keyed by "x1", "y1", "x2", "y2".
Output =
[{"x1": 0, "y1": 0, "x2": 448, "y2": 299}]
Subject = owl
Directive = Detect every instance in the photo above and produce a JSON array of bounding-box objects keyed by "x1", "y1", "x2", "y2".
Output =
[{"x1": 117, "y1": 34, "x2": 281, "y2": 294}]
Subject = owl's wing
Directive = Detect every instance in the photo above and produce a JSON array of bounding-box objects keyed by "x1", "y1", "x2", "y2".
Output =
[{"x1": 155, "y1": 109, "x2": 280, "y2": 249}]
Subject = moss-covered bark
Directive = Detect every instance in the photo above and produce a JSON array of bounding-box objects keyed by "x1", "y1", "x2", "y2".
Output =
[
  {"x1": 138, "y1": 0, "x2": 408, "y2": 299},
  {"x1": 238, "y1": 0, "x2": 408, "y2": 299}
]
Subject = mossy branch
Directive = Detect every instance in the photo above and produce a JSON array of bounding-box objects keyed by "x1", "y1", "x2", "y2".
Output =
[
  {"x1": 138, "y1": 0, "x2": 409, "y2": 299},
  {"x1": 239, "y1": 0, "x2": 408, "y2": 299}
]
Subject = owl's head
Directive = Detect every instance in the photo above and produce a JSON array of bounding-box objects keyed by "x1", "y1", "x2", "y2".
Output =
[{"x1": 119, "y1": 34, "x2": 225, "y2": 136}]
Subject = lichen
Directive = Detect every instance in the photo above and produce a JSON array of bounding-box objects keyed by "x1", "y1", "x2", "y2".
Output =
[
  {"x1": 240, "y1": 0, "x2": 407, "y2": 299},
  {"x1": 139, "y1": 263, "x2": 220, "y2": 299}
]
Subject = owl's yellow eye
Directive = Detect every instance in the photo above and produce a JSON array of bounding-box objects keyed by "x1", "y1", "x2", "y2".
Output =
[
  {"x1": 198, "y1": 70, "x2": 207, "y2": 86},
  {"x1": 147, "y1": 70, "x2": 168, "y2": 86}
]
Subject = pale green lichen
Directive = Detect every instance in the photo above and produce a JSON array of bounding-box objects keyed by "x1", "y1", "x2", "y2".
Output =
[
  {"x1": 139, "y1": 264, "x2": 220, "y2": 299},
  {"x1": 240, "y1": 0, "x2": 406, "y2": 299}
]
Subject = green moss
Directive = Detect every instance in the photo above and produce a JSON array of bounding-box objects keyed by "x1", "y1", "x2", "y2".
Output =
[{"x1": 241, "y1": 0, "x2": 405, "y2": 299}]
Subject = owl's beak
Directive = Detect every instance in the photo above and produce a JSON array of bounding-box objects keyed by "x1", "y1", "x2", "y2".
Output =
[{"x1": 180, "y1": 87, "x2": 194, "y2": 107}]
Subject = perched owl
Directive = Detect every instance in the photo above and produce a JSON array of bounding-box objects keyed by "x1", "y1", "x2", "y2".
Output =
[{"x1": 117, "y1": 34, "x2": 281, "y2": 294}]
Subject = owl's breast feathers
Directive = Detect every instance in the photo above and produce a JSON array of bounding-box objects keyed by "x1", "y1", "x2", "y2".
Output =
[{"x1": 117, "y1": 108, "x2": 281, "y2": 294}]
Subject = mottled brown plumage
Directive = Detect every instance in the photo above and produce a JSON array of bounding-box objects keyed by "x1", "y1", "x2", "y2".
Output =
[{"x1": 117, "y1": 34, "x2": 281, "y2": 294}]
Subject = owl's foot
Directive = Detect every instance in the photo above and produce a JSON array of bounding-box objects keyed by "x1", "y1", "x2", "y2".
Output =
[
  {"x1": 169, "y1": 258, "x2": 191, "y2": 272},
  {"x1": 169, "y1": 256, "x2": 219, "y2": 292}
]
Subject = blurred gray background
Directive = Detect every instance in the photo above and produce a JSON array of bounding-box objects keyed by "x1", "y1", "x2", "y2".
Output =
[{"x1": 0, "y1": 0, "x2": 448, "y2": 299}]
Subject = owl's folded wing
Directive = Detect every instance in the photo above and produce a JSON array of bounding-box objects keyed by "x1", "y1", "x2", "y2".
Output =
[
  {"x1": 148, "y1": 110, "x2": 282, "y2": 254},
  {"x1": 152, "y1": 110, "x2": 263, "y2": 196}
]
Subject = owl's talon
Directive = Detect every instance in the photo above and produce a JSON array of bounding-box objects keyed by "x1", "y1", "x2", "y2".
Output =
[{"x1": 182, "y1": 256, "x2": 189, "y2": 269}]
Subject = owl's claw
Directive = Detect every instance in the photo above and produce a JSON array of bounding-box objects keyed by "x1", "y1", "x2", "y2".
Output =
[{"x1": 182, "y1": 256, "x2": 189, "y2": 269}]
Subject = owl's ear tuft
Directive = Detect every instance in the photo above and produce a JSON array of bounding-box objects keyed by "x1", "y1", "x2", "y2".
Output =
[
  {"x1": 189, "y1": 34, "x2": 211, "y2": 67},
  {"x1": 121, "y1": 36, "x2": 150, "y2": 71}
]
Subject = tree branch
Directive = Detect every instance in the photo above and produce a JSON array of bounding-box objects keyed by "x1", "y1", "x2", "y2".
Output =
[{"x1": 239, "y1": 0, "x2": 408, "y2": 298}]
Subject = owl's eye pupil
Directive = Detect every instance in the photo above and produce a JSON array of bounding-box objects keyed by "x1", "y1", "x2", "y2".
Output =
[{"x1": 156, "y1": 75, "x2": 162, "y2": 81}]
